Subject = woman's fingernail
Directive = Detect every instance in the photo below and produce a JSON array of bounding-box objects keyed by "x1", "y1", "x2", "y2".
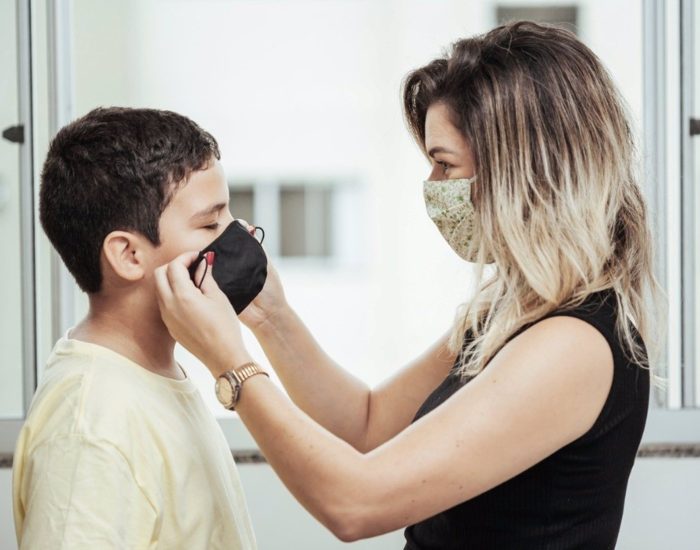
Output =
[{"x1": 205, "y1": 251, "x2": 215, "y2": 266}]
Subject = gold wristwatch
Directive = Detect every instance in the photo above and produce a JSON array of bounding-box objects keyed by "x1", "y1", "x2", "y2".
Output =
[{"x1": 215, "y1": 361, "x2": 269, "y2": 411}]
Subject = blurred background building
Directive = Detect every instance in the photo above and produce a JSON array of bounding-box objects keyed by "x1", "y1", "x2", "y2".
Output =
[{"x1": 1, "y1": 0, "x2": 699, "y2": 548}]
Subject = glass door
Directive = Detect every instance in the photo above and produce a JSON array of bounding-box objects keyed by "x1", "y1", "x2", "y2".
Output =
[
  {"x1": 690, "y1": 0, "x2": 700, "y2": 406},
  {"x1": 0, "y1": 0, "x2": 34, "y2": 419}
]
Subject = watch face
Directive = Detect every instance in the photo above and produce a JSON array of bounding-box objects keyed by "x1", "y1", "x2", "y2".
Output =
[{"x1": 215, "y1": 376, "x2": 236, "y2": 408}]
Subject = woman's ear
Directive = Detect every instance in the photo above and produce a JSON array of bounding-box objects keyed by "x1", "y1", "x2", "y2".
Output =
[{"x1": 101, "y1": 231, "x2": 149, "y2": 285}]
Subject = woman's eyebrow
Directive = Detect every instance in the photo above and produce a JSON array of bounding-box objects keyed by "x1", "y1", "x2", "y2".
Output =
[
  {"x1": 190, "y1": 202, "x2": 227, "y2": 220},
  {"x1": 428, "y1": 146, "x2": 458, "y2": 158}
]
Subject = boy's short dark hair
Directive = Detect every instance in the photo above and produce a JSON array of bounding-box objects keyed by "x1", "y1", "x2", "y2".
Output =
[{"x1": 40, "y1": 107, "x2": 220, "y2": 293}]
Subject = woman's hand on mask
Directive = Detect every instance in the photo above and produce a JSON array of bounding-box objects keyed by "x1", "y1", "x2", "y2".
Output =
[
  {"x1": 239, "y1": 261, "x2": 288, "y2": 331},
  {"x1": 154, "y1": 251, "x2": 254, "y2": 377},
  {"x1": 234, "y1": 219, "x2": 290, "y2": 332}
]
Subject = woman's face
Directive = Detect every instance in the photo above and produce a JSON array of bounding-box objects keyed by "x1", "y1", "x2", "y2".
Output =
[{"x1": 424, "y1": 102, "x2": 476, "y2": 182}]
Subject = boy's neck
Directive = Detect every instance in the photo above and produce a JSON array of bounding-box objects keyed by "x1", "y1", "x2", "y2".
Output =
[{"x1": 70, "y1": 291, "x2": 185, "y2": 381}]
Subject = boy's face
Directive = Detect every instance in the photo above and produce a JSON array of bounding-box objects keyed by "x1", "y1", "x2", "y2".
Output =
[{"x1": 151, "y1": 159, "x2": 234, "y2": 278}]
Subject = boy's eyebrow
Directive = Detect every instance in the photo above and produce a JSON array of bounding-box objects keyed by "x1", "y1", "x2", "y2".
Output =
[{"x1": 190, "y1": 202, "x2": 227, "y2": 220}]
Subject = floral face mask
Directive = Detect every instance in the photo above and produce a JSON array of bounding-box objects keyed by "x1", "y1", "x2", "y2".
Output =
[{"x1": 423, "y1": 175, "x2": 491, "y2": 263}]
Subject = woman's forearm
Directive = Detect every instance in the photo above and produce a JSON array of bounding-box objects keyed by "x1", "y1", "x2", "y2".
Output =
[
  {"x1": 251, "y1": 304, "x2": 373, "y2": 451},
  {"x1": 232, "y1": 372, "x2": 374, "y2": 541}
]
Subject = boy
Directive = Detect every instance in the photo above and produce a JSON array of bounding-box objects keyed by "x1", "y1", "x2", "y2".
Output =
[{"x1": 13, "y1": 107, "x2": 256, "y2": 549}]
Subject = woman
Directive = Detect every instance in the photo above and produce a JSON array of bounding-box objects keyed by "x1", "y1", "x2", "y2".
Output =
[{"x1": 155, "y1": 21, "x2": 660, "y2": 548}]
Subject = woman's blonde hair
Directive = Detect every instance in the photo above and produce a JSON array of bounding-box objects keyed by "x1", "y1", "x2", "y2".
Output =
[{"x1": 403, "y1": 21, "x2": 664, "y2": 378}]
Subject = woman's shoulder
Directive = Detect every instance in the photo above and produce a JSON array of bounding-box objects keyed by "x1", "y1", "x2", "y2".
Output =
[
  {"x1": 511, "y1": 313, "x2": 615, "y2": 377},
  {"x1": 541, "y1": 289, "x2": 645, "y2": 367},
  {"x1": 453, "y1": 289, "x2": 647, "y2": 388},
  {"x1": 519, "y1": 290, "x2": 649, "y2": 438},
  {"x1": 501, "y1": 289, "x2": 622, "y2": 355}
]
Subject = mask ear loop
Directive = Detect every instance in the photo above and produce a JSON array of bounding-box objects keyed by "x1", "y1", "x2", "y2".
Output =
[
  {"x1": 195, "y1": 257, "x2": 208, "y2": 289},
  {"x1": 254, "y1": 226, "x2": 265, "y2": 244}
]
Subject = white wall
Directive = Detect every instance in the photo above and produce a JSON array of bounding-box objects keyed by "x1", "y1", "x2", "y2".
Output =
[
  {"x1": 66, "y1": 0, "x2": 645, "y2": 394},
  {"x1": 68, "y1": 0, "x2": 486, "y2": 390}
]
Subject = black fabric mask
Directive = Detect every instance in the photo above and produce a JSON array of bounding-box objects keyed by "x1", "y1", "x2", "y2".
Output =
[{"x1": 188, "y1": 220, "x2": 267, "y2": 314}]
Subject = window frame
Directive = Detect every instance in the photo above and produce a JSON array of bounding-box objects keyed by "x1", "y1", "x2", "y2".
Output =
[
  {"x1": 639, "y1": 0, "x2": 700, "y2": 443},
  {"x1": 644, "y1": 0, "x2": 700, "y2": 409},
  {"x1": 228, "y1": 176, "x2": 363, "y2": 267},
  {"x1": 0, "y1": 0, "x2": 34, "y2": 458},
  {"x1": 18, "y1": 0, "x2": 37, "y2": 420}
]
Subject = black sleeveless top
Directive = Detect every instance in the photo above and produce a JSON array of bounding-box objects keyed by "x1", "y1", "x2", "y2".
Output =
[{"x1": 404, "y1": 290, "x2": 649, "y2": 549}]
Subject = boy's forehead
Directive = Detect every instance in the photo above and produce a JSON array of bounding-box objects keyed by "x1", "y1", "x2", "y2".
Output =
[{"x1": 169, "y1": 161, "x2": 228, "y2": 214}]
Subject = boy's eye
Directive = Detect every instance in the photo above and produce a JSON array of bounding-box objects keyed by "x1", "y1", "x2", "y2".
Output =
[{"x1": 203, "y1": 222, "x2": 220, "y2": 230}]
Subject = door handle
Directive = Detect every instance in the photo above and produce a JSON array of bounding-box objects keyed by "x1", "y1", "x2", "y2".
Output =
[
  {"x1": 691, "y1": 118, "x2": 700, "y2": 137},
  {"x1": 2, "y1": 125, "x2": 24, "y2": 144}
]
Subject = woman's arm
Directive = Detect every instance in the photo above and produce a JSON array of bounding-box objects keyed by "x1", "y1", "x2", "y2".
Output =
[
  {"x1": 250, "y1": 303, "x2": 456, "y2": 452},
  {"x1": 232, "y1": 316, "x2": 613, "y2": 541},
  {"x1": 155, "y1": 257, "x2": 614, "y2": 541}
]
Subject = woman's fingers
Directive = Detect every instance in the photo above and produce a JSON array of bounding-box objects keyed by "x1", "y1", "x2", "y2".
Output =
[
  {"x1": 154, "y1": 251, "x2": 199, "y2": 313},
  {"x1": 193, "y1": 255, "x2": 207, "y2": 288},
  {"x1": 154, "y1": 264, "x2": 174, "y2": 305},
  {"x1": 198, "y1": 253, "x2": 227, "y2": 300},
  {"x1": 236, "y1": 218, "x2": 256, "y2": 237},
  {"x1": 169, "y1": 249, "x2": 200, "y2": 270},
  {"x1": 155, "y1": 250, "x2": 247, "y2": 374},
  {"x1": 164, "y1": 250, "x2": 201, "y2": 297},
  {"x1": 156, "y1": 250, "x2": 228, "y2": 305}
]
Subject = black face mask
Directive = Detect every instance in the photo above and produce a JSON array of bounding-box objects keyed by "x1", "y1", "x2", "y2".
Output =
[{"x1": 188, "y1": 220, "x2": 267, "y2": 314}]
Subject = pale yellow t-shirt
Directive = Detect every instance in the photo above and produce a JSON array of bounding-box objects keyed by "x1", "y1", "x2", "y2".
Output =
[{"x1": 13, "y1": 337, "x2": 256, "y2": 549}]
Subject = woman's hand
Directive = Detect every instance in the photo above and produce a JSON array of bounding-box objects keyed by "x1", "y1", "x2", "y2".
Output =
[
  {"x1": 239, "y1": 261, "x2": 288, "y2": 330},
  {"x1": 234, "y1": 219, "x2": 289, "y2": 331},
  {"x1": 154, "y1": 251, "x2": 253, "y2": 377}
]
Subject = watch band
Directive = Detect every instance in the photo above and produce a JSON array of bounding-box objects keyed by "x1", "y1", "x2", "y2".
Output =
[{"x1": 231, "y1": 361, "x2": 267, "y2": 385}]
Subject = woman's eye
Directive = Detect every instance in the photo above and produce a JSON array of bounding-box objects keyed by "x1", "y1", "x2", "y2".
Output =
[
  {"x1": 437, "y1": 161, "x2": 450, "y2": 172},
  {"x1": 203, "y1": 222, "x2": 220, "y2": 230}
]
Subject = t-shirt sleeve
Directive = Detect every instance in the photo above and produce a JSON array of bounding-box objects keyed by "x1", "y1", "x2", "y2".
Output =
[{"x1": 16, "y1": 434, "x2": 158, "y2": 549}]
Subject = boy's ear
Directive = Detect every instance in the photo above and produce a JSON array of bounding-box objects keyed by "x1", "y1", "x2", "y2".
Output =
[{"x1": 102, "y1": 230, "x2": 150, "y2": 285}]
